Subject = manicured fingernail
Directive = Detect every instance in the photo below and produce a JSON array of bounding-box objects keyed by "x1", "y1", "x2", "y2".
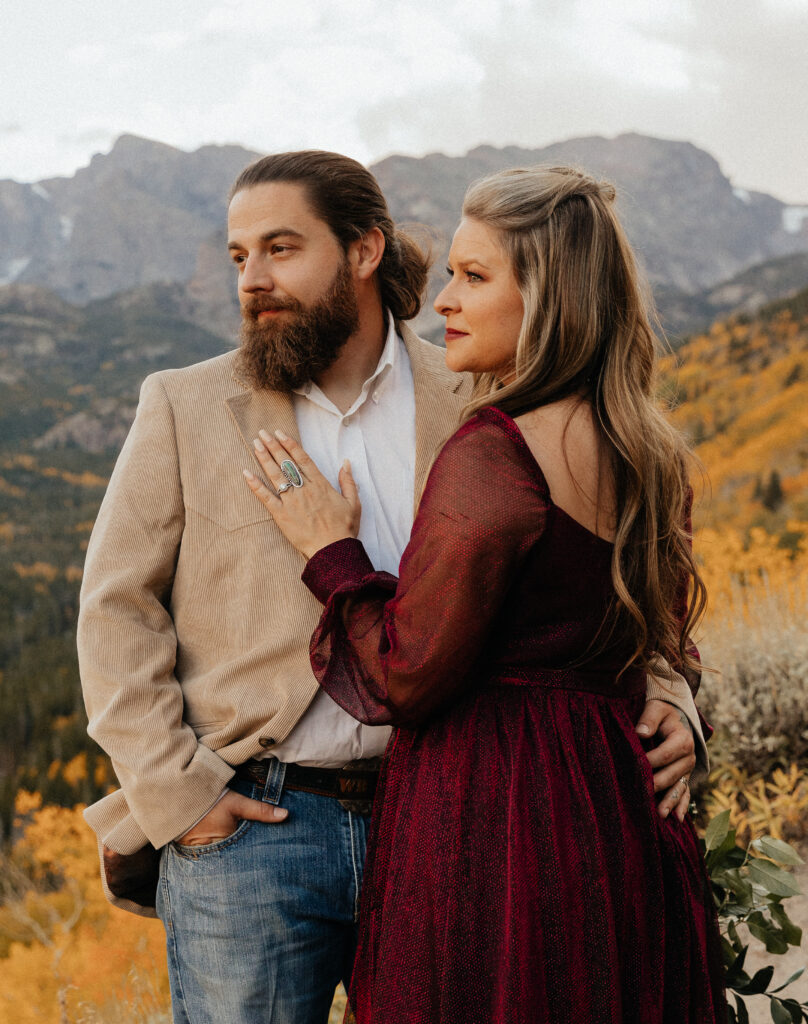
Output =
[
  {"x1": 274, "y1": 807, "x2": 288, "y2": 820},
  {"x1": 258, "y1": 429, "x2": 272, "y2": 443},
  {"x1": 342, "y1": 459, "x2": 351, "y2": 471},
  {"x1": 637, "y1": 724, "x2": 650, "y2": 735},
  {"x1": 676, "y1": 809, "x2": 685, "y2": 822},
  {"x1": 243, "y1": 469, "x2": 257, "y2": 481},
  {"x1": 253, "y1": 437, "x2": 266, "y2": 452},
  {"x1": 275, "y1": 429, "x2": 290, "y2": 441}
]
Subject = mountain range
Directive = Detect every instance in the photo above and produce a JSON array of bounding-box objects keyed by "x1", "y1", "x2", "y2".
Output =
[{"x1": 1, "y1": 131, "x2": 807, "y2": 349}]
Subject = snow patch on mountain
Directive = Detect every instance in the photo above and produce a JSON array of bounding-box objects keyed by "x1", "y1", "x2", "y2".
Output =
[
  {"x1": 782, "y1": 207, "x2": 808, "y2": 234},
  {"x1": 0, "y1": 257, "x2": 31, "y2": 286}
]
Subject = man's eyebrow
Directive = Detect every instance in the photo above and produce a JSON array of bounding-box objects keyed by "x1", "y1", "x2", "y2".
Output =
[{"x1": 227, "y1": 229, "x2": 304, "y2": 250}]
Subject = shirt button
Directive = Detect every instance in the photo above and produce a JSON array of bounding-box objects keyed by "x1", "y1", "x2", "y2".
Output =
[
  {"x1": 342, "y1": 416, "x2": 351, "y2": 426},
  {"x1": 258, "y1": 737, "x2": 276, "y2": 749},
  {"x1": 372, "y1": 392, "x2": 379, "y2": 402}
]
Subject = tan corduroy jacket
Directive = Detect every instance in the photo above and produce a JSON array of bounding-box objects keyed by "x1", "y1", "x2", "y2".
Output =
[{"x1": 79, "y1": 325, "x2": 705, "y2": 916}]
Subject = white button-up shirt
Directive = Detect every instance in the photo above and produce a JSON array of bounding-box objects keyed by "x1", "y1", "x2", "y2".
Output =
[{"x1": 269, "y1": 313, "x2": 416, "y2": 767}]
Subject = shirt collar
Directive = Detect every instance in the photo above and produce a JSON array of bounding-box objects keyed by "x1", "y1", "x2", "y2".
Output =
[
  {"x1": 364, "y1": 310, "x2": 397, "y2": 396},
  {"x1": 293, "y1": 310, "x2": 398, "y2": 404}
]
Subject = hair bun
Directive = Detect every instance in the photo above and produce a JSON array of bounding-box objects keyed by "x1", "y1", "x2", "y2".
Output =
[
  {"x1": 572, "y1": 173, "x2": 615, "y2": 203},
  {"x1": 547, "y1": 167, "x2": 617, "y2": 206},
  {"x1": 598, "y1": 181, "x2": 617, "y2": 203}
]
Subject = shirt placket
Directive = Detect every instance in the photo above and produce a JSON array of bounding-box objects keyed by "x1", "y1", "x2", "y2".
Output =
[{"x1": 338, "y1": 398, "x2": 380, "y2": 568}]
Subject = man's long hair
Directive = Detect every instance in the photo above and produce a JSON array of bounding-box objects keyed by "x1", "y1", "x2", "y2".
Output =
[
  {"x1": 461, "y1": 165, "x2": 706, "y2": 681},
  {"x1": 230, "y1": 150, "x2": 430, "y2": 321}
]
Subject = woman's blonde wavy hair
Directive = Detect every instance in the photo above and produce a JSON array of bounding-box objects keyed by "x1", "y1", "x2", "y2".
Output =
[{"x1": 461, "y1": 165, "x2": 705, "y2": 679}]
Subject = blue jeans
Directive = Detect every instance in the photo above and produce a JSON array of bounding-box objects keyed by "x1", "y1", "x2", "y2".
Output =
[{"x1": 156, "y1": 767, "x2": 371, "y2": 1024}]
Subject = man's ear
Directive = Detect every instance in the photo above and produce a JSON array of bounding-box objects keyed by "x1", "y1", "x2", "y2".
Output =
[{"x1": 350, "y1": 226, "x2": 385, "y2": 281}]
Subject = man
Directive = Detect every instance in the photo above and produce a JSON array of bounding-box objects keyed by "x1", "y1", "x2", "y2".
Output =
[{"x1": 78, "y1": 151, "x2": 704, "y2": 1024}]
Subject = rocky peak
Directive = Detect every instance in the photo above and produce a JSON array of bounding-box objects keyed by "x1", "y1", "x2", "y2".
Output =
[{"x1": 0, "y1": 132, "x2": 806, "y2": 317}]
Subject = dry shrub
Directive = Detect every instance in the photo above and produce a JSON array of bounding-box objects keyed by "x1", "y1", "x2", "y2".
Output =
[
  {"x1": 697, "y1": 583, "x2": 808, "y2": 774},
  {"x1": 701, "y1": 762, "x2": 808, "y2": 846},
  {"x1": 74, "y1": 966, "x2": 170, "y2": 1024}
]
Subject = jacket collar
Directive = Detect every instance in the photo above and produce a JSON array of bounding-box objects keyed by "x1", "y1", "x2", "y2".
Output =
[
  {"x1": 225, "y1": 323, "x2": 468, "y2": 513},
  {"x1": 399, "y1": 322, "x2": 468, "y2": 511}
]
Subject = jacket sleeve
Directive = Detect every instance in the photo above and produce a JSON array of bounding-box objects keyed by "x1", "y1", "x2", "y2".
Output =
[
  {"x1": 644, "y1": 658, "x2": 709, "y2": 781},
  {"x1": 78, "y1": 374, "x2": 233, "y2": 850},
  {"x1": 302, "y1": 418, "x2": 546, "y2": 728},
  {"x1": 642, "y1": 486, "x2": 711, "y2": 780}
]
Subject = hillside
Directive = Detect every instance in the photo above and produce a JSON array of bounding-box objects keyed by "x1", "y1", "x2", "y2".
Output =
[
  {"x1": 0, "y1": 286, "x2": 233, "y2": 835},
  {"x1": 0, "y1": 283, "x2": 235, "y2": 453},
  {"x1": 656, "y1": 251, "x2": 808, "y2": 341},
  {"x1": 660, "y1": 287, "x2": 808, "y2": 532}
]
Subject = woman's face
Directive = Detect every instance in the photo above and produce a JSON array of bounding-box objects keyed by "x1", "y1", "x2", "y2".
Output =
[{"x1": 433, "y1": 217, "x2": 524, "y2": 378}]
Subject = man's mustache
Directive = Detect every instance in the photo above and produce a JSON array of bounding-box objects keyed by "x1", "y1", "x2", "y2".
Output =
[{"x1": 243, "y1": 296, "x2": 303, "y2": 319}]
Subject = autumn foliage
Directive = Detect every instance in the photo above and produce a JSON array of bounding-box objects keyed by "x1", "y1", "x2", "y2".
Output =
[
  {"x1": 0, "y1": 790, "x2": 169, "y2": 1023},
  {"x1": 660, "y1": 297, "x2": 808, "y2": 537}
]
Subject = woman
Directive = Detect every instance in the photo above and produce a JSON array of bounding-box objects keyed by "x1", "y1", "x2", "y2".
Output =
[{"x1": 244, "y1": 166, "x2": 725, "y2": 1023}]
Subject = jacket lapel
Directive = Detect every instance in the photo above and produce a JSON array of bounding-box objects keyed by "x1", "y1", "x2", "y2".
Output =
[
  {"x1": 224, "y1": 375, "x2": 301, "y2": 464},
  {"x1": 401, "y1": 323, "x2": 470, "y2": 513},
  {"x1": 225, "y1": 329, "x2": 470, "y2": 511}
]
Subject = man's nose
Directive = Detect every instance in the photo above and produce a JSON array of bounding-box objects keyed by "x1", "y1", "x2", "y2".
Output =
[{"x1": 240, "y1": 255, "x2": 274, "y2": 294}]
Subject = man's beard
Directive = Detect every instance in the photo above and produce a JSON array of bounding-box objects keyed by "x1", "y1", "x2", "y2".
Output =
[{"x1": 236, "y1": 258, "x2": 360, "y2": 392}]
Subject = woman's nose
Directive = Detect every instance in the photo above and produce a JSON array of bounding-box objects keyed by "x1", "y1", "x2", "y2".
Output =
[{"x1": 433, "y1": 282, "x2": 458, "y2": 316}]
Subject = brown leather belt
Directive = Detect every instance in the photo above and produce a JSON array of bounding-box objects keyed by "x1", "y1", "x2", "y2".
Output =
[{"x1": 234, "y1": 757, "x2": 381, "y2": 815}]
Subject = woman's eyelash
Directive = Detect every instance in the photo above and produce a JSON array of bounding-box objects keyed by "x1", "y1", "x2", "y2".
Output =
[{"x1": 445, "y1": 266, "x2": 482, "y2": 281}]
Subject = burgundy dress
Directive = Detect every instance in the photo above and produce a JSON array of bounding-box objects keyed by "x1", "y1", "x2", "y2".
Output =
[{"x1": 302, "y1": 407, "x2": 725, "y2": 1024}]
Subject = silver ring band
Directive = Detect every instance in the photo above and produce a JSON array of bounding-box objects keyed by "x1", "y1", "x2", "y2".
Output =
[{"x1": 276, "y1": 481, "x2": 294, "y2": 495}]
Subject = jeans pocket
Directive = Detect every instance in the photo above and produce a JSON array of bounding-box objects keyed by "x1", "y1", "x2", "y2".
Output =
[{"x1": 171, "y1": 817, "x2": 254, "y2": 858}]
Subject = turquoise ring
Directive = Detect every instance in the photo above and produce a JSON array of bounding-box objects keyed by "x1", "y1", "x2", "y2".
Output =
[{"x1": 280, "y1": 459, "x2": 304, "y2": 488}]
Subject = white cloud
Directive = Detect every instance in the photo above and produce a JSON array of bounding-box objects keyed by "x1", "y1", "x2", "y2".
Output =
[
  {"x1": 66, "y1": 42, "x2": 110, "y2": 68},
  {"x1": 558, "y1": 7, "x2": 690, "y2": 90},
  {"x1": 0, "y1": 0, "x2": 805, "y2": 202},
  {"x1": 201, "y1": 0, "x2": 322, "y2": 35},
  {"x1": 140, "y1": 31, "x2": 195, "y2": 53}
]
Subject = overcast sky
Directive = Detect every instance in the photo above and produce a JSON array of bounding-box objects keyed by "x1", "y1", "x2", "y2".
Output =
[{"x1": 2, "y1": 0, "x2": 806, "y2": 202}]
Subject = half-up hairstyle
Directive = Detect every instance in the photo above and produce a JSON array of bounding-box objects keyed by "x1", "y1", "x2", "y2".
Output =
[
  {"x1": 462, "y1": 165, "x2": 705, "y2": 680},
  {"x1": 230, "y1": 150, "x2": 430, "y2": 321}
]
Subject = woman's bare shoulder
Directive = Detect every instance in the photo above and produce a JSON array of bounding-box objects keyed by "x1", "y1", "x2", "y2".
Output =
[{"x1": 514, "y1": 400, "x2": 617, "y2": 541}]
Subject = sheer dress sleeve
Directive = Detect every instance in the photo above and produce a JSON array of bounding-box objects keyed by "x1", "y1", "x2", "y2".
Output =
[{"x1": 301, "y1": 413, "x2": 547, "y2": 727}]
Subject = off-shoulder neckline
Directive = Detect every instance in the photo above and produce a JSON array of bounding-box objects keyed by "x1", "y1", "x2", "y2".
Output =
[{"x1": 475, "y1": 406, "x2": 615, "y2": 548}]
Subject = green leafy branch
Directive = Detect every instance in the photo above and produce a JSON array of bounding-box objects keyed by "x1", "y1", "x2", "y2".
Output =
[{"x1": 703, "y1": 808, "x2": 807, "y2": 1022}]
